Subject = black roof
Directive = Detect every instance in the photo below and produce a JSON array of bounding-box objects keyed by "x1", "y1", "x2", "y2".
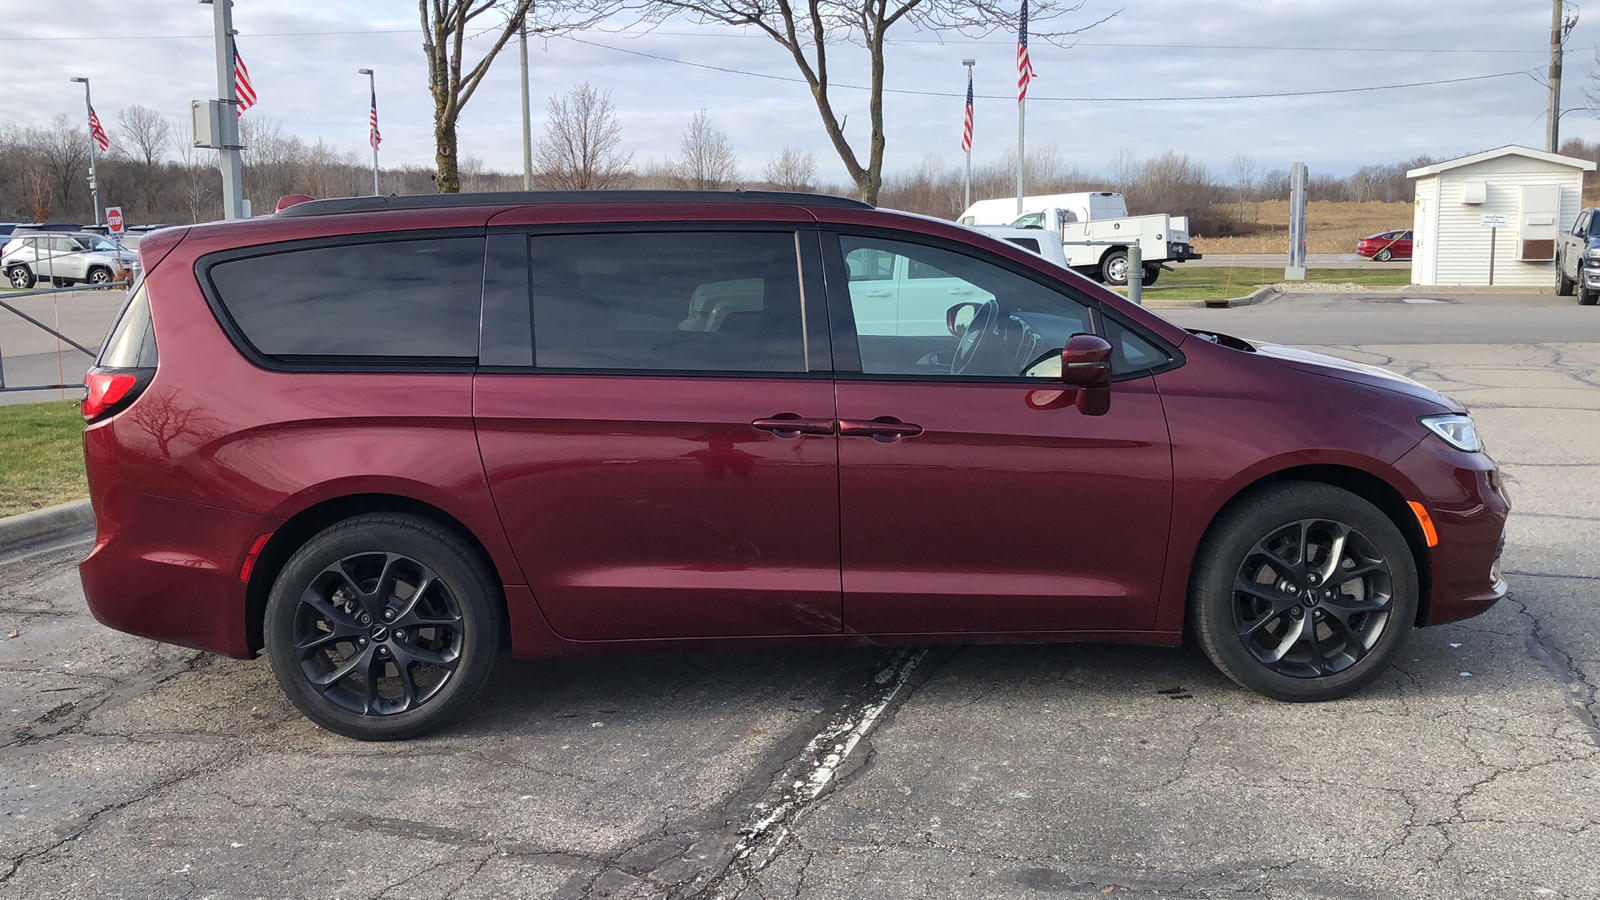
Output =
[{"x1": 275, "y1": 189, "x2": 873, "y2": 218}]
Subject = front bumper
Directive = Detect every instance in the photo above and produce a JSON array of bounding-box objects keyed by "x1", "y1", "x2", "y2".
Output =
[
  {"x1": 1580, "y1": 262, "x2": 1600, "y2": 290},
  {"x1": 1389, "y1": 437, "x2": 1509, "y2": 626}
]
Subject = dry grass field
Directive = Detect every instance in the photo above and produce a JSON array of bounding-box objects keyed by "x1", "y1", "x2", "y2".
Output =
[{"x1": 1193, "y1": 200, "x2": 1412, "y2": 255}]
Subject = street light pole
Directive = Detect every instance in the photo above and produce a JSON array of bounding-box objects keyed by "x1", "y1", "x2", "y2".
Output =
[
  {"x1": 359, "y1": 68, "x2": 379, "y2": 195},
  {"x1": 204, "y1": 0, "x2": 245, "y2": 220},
  {"x1": 519, "y1": 20, "x2": 532, "y2": 190},
  {"x1": 70, "y1": 77, "x2": 101, "y2": 226}
]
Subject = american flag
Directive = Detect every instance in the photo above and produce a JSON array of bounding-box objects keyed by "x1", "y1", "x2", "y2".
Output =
[
  {"x1": 234, "y1": 47, "x2": 256, "y2": 117},
  {"x1": 88, "y1": 105, "x2": 109, "y2": 153},
  {"x1": 1017, "y1": 0, "x2": 1036, "y2": 102},
  {"x1": 960, "y1": 77, "x2": 974, "y2": 153},
  {"x1": 368, "y1": 85, "x2": 382, "y2": 149}
]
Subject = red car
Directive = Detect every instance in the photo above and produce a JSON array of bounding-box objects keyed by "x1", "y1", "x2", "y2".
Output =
[
  {"x1": 1357, "y1": 230, "x2": 1413, "y2": 261},
  {"x1": 79, "y1": 192, "x2": 1507, "y2": 740}
]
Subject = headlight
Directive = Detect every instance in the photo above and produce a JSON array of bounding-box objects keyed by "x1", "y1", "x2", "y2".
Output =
[
  {"x1": 1586, "y1": 247, "x2": 1600, "y2": 260},
  {"x1": 1420, "y1": 414, "x2": 1482, "y2": 452}
]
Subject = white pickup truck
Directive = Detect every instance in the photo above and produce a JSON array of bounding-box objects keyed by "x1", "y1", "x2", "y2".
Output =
[{"x1": 957, "y1": 192, "x2": 1201, "y2": 286}]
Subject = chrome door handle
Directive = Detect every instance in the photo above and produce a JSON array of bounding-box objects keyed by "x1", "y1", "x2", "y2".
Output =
[
  {"x1": 751, "y1": 414, "x2": 837, "y2": 438},
  {"x1": 863, "y1": 290, "x2": 892, "y2": 298},
  {"x1": 839, "y1": 417, "x2": 923, "y2": 441}
]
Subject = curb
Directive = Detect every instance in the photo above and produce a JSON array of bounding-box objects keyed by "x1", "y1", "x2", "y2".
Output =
[
  {"x1": 0, "y1": 500, "x2": 94, "y2": 551},
  {"x1": 1209, "y1": 285, "x2": 1280, "y2": 309}
]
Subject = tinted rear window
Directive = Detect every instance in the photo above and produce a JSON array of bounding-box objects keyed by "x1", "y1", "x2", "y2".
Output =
[
  {"x1": 529, "y1": 231, "x2": 807, "y2": 373},
  {"x1": 207, "y1": 237, "x2": 484, "y2": 360}
]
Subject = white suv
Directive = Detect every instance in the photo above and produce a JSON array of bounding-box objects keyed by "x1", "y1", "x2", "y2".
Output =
[{"x1": 3, "y1": 232, "x2": 138, "y2": 289}]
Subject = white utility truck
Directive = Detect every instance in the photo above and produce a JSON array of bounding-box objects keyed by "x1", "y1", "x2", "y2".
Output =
[{"x1": 957, "y1": 192, "x2": 1201, "y2": 286}]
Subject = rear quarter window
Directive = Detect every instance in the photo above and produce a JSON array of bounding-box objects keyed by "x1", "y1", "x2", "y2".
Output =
[{"x1": 206, "y1": 237, "x2": 485, "y2": 361}]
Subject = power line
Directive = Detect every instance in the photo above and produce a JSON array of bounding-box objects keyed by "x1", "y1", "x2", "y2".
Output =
[
  {"x1": 558, "y1": 35, "x2": 1537, "y2": 103},
  {"x1": 0, "y1": 27, "x2": 1549, "y2": 55}
]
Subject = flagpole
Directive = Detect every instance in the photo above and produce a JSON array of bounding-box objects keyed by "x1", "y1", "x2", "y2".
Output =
[
  {"x1": 1015, "y1": 0, "x2": 1029, "y2": 218},
  {"x1": 210, "y1": 0, "x2": 245, "y2": 220},
  {"x1": 70, "y1": 78, "x2": 100, "y2": 225},
  {"x1": 1016, "y1": 98, "x2": 1025, "y2": 218},
  {"x1": 963, "y1": 59, "x2": 975, "y2": 213},
  {"x1": 360, "y1": 69, "x2": 379, "y2": 195}
]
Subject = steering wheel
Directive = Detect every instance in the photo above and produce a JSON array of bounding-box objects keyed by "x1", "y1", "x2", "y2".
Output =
[{"x1": 950, "y1": 299, "x2": 1000, "y2": 376}]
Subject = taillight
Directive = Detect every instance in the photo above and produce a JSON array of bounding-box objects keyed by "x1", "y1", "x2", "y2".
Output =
[{"x1": 81, "y1": 369, "x2": 153, "y2": 422}]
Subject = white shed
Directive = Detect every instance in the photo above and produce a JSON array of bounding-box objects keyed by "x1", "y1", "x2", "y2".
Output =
[{"x1": 1408, "y1": 146, "x2": 1594, "y2": 286}]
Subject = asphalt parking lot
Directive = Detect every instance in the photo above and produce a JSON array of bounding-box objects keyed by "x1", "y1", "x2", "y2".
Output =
[{"x1": 2, "y1": 292, "x2": 1599, "y2": 899}]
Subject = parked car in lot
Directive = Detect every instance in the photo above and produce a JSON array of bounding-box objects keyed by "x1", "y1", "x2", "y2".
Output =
[
  {"x1": 80, "y1": 190, "x2": 1508, "y2": 740},
  {"x1": 2, "y1": 231, "x2": 138, "y2": 288},
  {"x1": 1555, "y1": 206, "x2": 1600, "y2": 306},
  {"x1": 1356, "y1": 230, "x2": 1413, "y2": 261}
]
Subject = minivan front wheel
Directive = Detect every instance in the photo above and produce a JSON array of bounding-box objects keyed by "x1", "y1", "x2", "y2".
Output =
[
  {"x1": 265, "y1": 514, "x2": 502, "y2": 740},
  {"x1": 1190, "y1": 483, "x2": 1417, "y2": 701}
]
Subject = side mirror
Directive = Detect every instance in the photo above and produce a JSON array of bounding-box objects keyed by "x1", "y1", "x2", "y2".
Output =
[
  {"x1": 1061, "y1": 333, "x2": 1113, "y2": 416},
  {"x1": 946, "y1": 301, "x2": 983, "y2": 336}
]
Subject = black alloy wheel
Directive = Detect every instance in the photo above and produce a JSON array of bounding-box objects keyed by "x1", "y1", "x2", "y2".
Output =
[
  {"x1": 1191, "y1": 482, "x2": 1417, "y2": 701},
  {"x1": 265, "y1": 514, "x2": 501, "y2": 740},
  {"x1": 1231, "y1": 519, "x2": 1392, "y2": 679}
]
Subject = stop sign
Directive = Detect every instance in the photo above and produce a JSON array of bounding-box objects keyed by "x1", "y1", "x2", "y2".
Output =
[{"x1": 106, "y1": 207, "x2": 124, "y2": 234}]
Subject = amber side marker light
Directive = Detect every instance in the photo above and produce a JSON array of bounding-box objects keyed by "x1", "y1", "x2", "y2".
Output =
[{"x1": 1407, "y1": 501, "x2": 1439, "y2": 548}]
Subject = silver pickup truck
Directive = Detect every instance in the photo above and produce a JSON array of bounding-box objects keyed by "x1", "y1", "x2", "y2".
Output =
[{"x1": 1554, "y1": 207, "x2": 1600, "y2": 306}]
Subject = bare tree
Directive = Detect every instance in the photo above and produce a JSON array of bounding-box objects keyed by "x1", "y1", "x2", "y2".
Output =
[
  {"x1": 535, "y1": 83, "x2": 633, "y2": 190},
  {"x1": 175, "y1": 140, "x2": 219, "y2": 223},
  {"x1": 117, "y1": 105, "x2": 172, "y2": 216},
  {"x1": 763, "y1": 146, "x2": 817, "y2": 192},
  {"x1": 419, "y1": 0, "x2": 618, "y2": 192},
  {"x1": 35, "y1": 114, "x2": 89, "y2": 216},
  {"x1": 1229, "y1": 153, "x2": 1257, "y2": 205},
  {"x1": 621, "y1": 0, "x2": 1113, "y2": 205},
  {"x1": 667, "y1": 110, "x2": 738, "y2": 190}
]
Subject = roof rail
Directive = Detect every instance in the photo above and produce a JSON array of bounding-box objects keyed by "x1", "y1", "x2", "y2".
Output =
[{"x1": 274, "y1": 189, "x2": 874, "y2": 218}]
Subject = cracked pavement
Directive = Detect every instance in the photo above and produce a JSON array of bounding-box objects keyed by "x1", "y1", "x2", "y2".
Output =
[{"x1": 2, "y1": 292, "x2": 1599, "y2": 899}]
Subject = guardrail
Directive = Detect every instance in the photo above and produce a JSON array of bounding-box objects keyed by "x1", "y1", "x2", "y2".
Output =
[{"x1": 0, "y1": 281, "x2": 129, "y2": 394}]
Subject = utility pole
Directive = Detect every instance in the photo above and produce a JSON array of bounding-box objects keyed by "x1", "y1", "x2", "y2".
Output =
[
  {"x1": 360, "y1": 68, "x2": 380, "y2": 195},
  {"x1": 206, "y1": 0, "x2": 245, "y2": 219},
  {"x1": 962, "y1": 59, "x2": 975, "y2": 213},
  {"x1": 519, "y1": 20, "x2": 533, "y2": 190},
  {"x1": 1549, "y1": 0, "x2": 1565, "y2": 153},
  {"x1": 69, "y1": 77, "x2": 101, "y2": 226}
]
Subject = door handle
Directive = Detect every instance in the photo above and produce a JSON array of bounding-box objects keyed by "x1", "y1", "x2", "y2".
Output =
[
  {"x1": 947, "y1": 287, "x2": 974, "y2": 295},
  {"x1": 839, "y1": 416, "x2": 923, "y2": 441},
  {"x1": 863, "y1": 290, "x2": 892, "y2": 298},
  {"x1": 751, "y1": 414, "x2": 836, "y2": 438}
]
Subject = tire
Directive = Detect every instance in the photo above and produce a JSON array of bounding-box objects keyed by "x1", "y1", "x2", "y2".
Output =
[
  {"x1": 1374, "y1": 248, "x2": 1393, "y2": 262},
  {"x1": 1189, "y1": 482, "x2": 1418, "y2": 702},
  {"x1": 5, "y1": 265, "x2": 33, "y2": 290},
  {"x1": 264, "y1": 513, "x2": 503, "y2": 740},
  {"x1": 1141, "y1": 265, "x2": 1159, "y2": 287},
  {"x1": 87, "y1": 266, "x2": 112, "y2": 285},
  {"x1": 1556, "y1": 260, "x2": 1575, "y2": 296},
  {"x1": 1100, "y1": 249, "x2": 1130, "y2": 286},
  {"x1": 1581, "y1": 286, "x2": 1598, "y2": 306}
]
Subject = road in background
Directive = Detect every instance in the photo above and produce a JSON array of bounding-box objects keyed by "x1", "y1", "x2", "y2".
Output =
[
  {"x1": 2, "y1": 293, "x2": 1598, "y2": 898},
  {"x1": 0, "y1": 288, "x2": 122, "y2": 405}
]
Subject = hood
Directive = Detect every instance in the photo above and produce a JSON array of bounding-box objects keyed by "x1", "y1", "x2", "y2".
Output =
[
  {"x1": 1187, "y1": 329, "x2": 1461, "y2": 412},
  {"x1": 1253, "y1": 341, "x2": 1462, "y2": 412}
]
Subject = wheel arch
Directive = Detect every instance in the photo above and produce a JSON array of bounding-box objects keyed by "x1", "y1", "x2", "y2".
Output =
[
  {"x1": 1189, "y1": 464, "x2": 1433, "y2": 627},
  {"x1": 244, "y1": 493, "x2": 509, "y2": 655}
]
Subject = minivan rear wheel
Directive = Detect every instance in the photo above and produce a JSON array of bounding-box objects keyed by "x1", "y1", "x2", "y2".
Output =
[
  {"x1": 1190, "y1": 482, "x2": 1417, "y2": 702},
  {"x1": 264, "y1": 514, "x2": 502, "y2": 740}
]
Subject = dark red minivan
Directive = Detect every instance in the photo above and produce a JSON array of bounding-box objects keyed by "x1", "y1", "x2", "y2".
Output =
[{"x1": 80, "y1": 191, "x2": 1507, "y2": 739}]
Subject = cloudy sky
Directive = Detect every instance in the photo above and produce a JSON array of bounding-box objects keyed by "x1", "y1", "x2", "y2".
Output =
[{"x1": 2, "y1": 0, "x2": 1595, "y2": 187}]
